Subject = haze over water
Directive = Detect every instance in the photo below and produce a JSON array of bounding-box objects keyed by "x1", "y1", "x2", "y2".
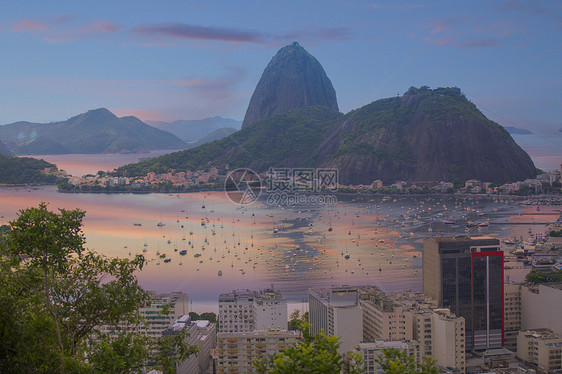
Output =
[{"x1": 1, "y1": 154, "x2": 555, "y2": 312}]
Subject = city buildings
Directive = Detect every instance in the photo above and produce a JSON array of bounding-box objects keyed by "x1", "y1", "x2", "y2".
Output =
[
  {"x1": 140, "y1": 291, "x2": 190, "y2": 338},
  {"x1": 213, "y1": 329, "x2": 301, "y2": 374},
  {"x1": 358, "y1": 287, "x2": 414, "y2": 342},
  {"x1": 354, "y1": 340, "x2": 421, "y2": 374},
  {"x1": 517, "y1": 328, "x2": 562, "y2": 374},
  {"x1": 162, "y1": 315, "x2": 217, "y2": 374},
  {"x1": 423, "y1": 236, "x2": 503, "y2": 351},
  {"x1": 308, "y1": 287, "x2": 363, "y2": 354},
  {"x1": 218, "y1": 289, "x2": 287, "y2": 333}
]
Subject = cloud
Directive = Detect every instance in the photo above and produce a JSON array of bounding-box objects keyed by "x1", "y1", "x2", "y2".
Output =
[
  {"x1": 133, "y1": 23, "x2": 267, "y2": 44},
  {"x1": 11, "y1": 18, "x2": 49, "y2": 33},
  {"x1": 426, "y1": 16, "x2": 467, "y2": 35},
  {"x1": 8, "y1": 16, "x2": 119, "y2": 43},
  {"x1": 459, "y1": 39, "x2": 501, "y2": 49}
]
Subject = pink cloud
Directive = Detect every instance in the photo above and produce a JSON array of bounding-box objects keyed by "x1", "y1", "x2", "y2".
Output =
[
  {"x1": 11, "y1": 18, "x2": 49, "y2": 33},
  {"x1": 9, "y1": 16, "x2": 119, "y2": 43},
  {"x1": 111, "y1": 108, "x2": 167, "y2": 122},
  {"x1": 515, "y1": 43, "x2": 530, "y2": 49},
  {"x1": 427, "y1": 16, "x2": 467, "y2": 35}
]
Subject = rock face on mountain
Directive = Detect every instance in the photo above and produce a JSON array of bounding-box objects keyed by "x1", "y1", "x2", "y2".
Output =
[
  {"x1": 0, "y1": 138, "x2": 12, "y2": 156},
  {"x1": 318, "y1": 87, "x2": 536, "y2": 184},
  {"x1": 0, "y1": 108, "x2": 186, "y2": 154},
  {"x1": 242, "y1": 42, "x2": 339, "y2": 129}
]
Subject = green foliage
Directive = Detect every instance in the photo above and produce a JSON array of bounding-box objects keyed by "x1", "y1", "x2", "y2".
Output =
[
  {"x1": 525, "y1": 269, "x2": 562, "y2": 284},
  {"x1": 0, "y1": 154, "x2": 59, "y2": 184},
  {"x1": 254, "y1": 323, "x2": 363, "y2": 374},
  {"x1": 151, "y1": 330, "x2": 200, "y2": 374},
  {"x1": 550, "y1": 229, "x2": 562, "y2": 237},
  {"x1": 116, "y1": 106, "x2": 343, "y2": 177},
  {"x1": 375, "y1": 348, "x2": 438, "y2": 374},
  {"x1": 288, "y1": 310, "x2": 308, "y2": 331},
  {"x1": 0, "y1": 203, "x2": 196, "y2": 373}
]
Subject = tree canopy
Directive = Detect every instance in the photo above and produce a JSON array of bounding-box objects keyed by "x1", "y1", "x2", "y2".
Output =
[{"x1": 0, "y1": 203, "x2": 195, "y2": 373}]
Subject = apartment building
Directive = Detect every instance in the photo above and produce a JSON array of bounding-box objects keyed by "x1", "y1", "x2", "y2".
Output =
[
  {"x1": 517, "y1": 328, "x2": 562, "y2": 374},
  {"x1": 218, "y1": 289, "x2": 287, "y2": 333},
  {"x1": 214, "y1": 329, "x2": 300, "y2": 374}
]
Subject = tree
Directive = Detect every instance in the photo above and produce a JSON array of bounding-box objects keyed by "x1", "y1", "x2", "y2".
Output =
[
  {"x1": 0, "y1": 203, "x2": 195, "y2": 373},
  {"x1": 375, "y1": 348, "x2": 438, "y2": 374},
  {"x1": 254, "y1": 323, "x2": 363, "y2": 374}
]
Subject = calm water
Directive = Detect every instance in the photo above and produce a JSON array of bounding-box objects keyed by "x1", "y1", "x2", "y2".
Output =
[{"x1": 2, "y1": 153, "x2": 556, "y2": 312}]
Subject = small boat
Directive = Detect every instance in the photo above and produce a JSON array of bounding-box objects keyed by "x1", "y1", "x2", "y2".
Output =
[
  {"x1": 218, "y1": 270, "x2": 222, "y2": 276},
  {"x1": 164, "y1": 258, "x2": 171, "y2": 263},
  {"x1": 157, "y1": 222, "x2": 165, "y2": 227},
  {"x1": 180, "y1": 250, "x2": 187, "y2": 255},
  {"x1": 328, "y1": 227, "x2": 333, "y2": 232},
  {"x1": 133, "y1": 223, "x2": 142, "y2": 226},
  {"x1": 344, "y1": 254, "x2": 350, "y2": 260}
]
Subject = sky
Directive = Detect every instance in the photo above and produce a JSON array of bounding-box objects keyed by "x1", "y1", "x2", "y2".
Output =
[{"x1": 1, "y1": 0, "x2": 561, "y2": 141}]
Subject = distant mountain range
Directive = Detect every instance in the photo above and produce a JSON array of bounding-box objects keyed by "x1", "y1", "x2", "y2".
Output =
[
  {"x1": 0, "y1": 108, "x2": 186, "y2": 155},
  {"x1": 118, "y1": 42, "x2": 536, "y2": 185},
  {"x1": 0, "y1": 138, "x2": 11, "y2": 156},
  {"x1": 147, "y1": 117, "x2": 241, "y2": 142}
]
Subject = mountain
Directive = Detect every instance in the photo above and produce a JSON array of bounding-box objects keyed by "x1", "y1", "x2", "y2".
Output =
[
  {"x1": 0, "y1": 108, "x2": 186, "y2": 155},
  {"x1": 186, "y1": 127, "x2": 238, "y2": 149},
  {"x1": 117, "y1": 106, "x2": 342, "y2": 177},
  {"x1": 0, "y1": 138, "x2": 11, "y2": 156},
  {"x1": 118, "y1": 87, "x2": 536, "y2": 185},
  {"x1": 242, "y1": 42, "x2": 339, "y2": 129},
  {"x1": 318, "y1": 87, "x2": 536, "y2": 184},
  {"x1": 504, "y1": 126, "x2": 532, "y2": 135},
  {"x1": 147, "y1": 117, "x2": 242, "y2": 142},
  {"x1": 0, "y1": 154, "x2": 58, "y2": 184}
]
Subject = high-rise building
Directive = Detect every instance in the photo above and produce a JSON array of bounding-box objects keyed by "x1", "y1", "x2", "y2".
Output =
[
  {"x1": 308, "y1": 287, "x2": 363, "y2": 354},
  {"x1": 423, "y1": 236, "x2": 503, "y2": 351},
  {"x1": 218, "y1": 289, "x2": 287, "y2": 333}
]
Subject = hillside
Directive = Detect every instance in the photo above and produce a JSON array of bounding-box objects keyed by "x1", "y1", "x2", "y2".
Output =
[
  {"x1": 186, "y1": 128, "x2": 238, "y2": 149},
  {"x1": 118, "y1": 87, "x2": 536, "y2": 185},
  {"x1": 318, "y1": 87, "x2": 536, "y2": 184},
  {"x1": 0, "y1": 138, "x2": 11, "y2": 156},
  {"x1": 116, "y1": 106, "x2": 343, "y2": 177},
  {"x1": 0, "y1": 154, "x2": 59, "y2": 184},
  {"x1": 0, "y1": 108, "x2": 186, "y2": 155}
]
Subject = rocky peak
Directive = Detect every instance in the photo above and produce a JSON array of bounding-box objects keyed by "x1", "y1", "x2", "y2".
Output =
[{"x1": 242, "y1": 42, "x2": 339, "y2": 129}]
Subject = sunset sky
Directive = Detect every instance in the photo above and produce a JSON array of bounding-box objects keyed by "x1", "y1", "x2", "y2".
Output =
[{"x1": 1, "y1": 0, "x2": 561, "y2": 138}]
